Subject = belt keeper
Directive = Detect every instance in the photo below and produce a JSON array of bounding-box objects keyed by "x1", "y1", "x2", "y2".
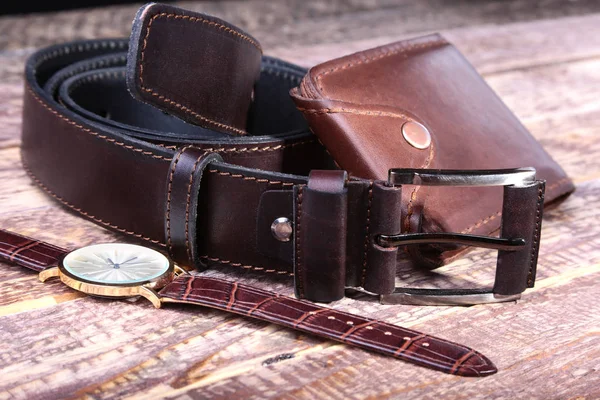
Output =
[
  {"x1": 165, "y1": 147, "x2": 223, "y2": 269},
  {"x1": 493, "y1": 181, "x2": 545, "y2": 295},
  {"x1": 363, "y1": 181, "x2": 402, "y2": 295},
  {"x1": 294, "y1": 170, "x2": 348, "y2": 302}
]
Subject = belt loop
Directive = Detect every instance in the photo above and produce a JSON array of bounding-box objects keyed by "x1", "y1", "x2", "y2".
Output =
[
  {"x1": 494, "y1": 181, "x2": 545, "y2": 295},
  {"x1": 363, "y1": 181, "x2": 402, "y2": 294},
  {"x1": 294, "y1": 170, "x2": 348, "y2": 302},
  {"x1": 165, "y1": 147, "x2": 223, "y2": 269}
]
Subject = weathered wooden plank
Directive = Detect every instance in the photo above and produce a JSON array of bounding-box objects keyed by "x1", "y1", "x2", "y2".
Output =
[
  {"x1": 270, "y1": 13, "x2": 600, "y2": 72},
  {"x1": 1, "y1": 0, "x2": 599, "y2": 51},
  {"x1": 0, "y1": 82, "x2": 23, "y2": 149}
]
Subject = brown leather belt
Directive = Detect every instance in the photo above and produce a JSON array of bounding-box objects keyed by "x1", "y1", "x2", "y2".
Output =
[{"x1": 21, "y1": 3, "x2": 571, "y2": 305}]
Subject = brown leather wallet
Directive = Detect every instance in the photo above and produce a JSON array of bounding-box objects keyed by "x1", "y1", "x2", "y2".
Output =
[
  {"x1": 20, "y1": 3, "x2": 574, "y2": 305},
  {"x1": 290, "y1": 34, "x2": 574, "y2": 302}
]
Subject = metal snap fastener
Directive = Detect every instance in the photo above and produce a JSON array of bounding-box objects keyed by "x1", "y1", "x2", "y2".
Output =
[
  {"x1": 402, "y1": 121, "x2": 431, "y2": 149},
  {"x1": 271, "y1": 217, "x2": 293, "y2": 242}
]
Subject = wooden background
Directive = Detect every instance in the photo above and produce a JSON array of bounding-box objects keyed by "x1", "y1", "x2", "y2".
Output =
[{"x1": 1, "y1": 1, "x2": 599, "y2": 398}]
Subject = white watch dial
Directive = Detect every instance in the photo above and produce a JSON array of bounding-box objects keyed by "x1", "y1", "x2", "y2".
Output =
[{"x1": 62, "y1": 243, "x2": 170, "y2": 285}]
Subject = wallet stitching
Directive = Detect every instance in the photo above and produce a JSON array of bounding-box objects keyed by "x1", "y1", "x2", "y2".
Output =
[
  {"x1": 200, "y1": 255, "x2": 293, "y2": 276},
  {"x1": 360, "y1": 183, "x2": 374, "y2": 287},
  {"x1": 28, "y1": 86, "x2": 171, "y2": 161},
  {"x1": 297, "y1": 106, "x2": 414, "y2": 121},
  {"x1": 314, "y1": 39, "x2": 448, "y2": 93},
  {"x1": 309, "y1": 38, "x2": 441, "y2": 239},
  {"x1": 315, "y1": 136, "x2": 342, "y2": 169},
  {"x1": 404, "y1": 142, "x2": 435, "y2": 233},
  {"x1": 22, "y1": 162, "x2": 166, "y2": 247},
  {"x1": 459, "y1": 177, "x2": 570, "y2": 235},
  {"x1": 295, "y1": 185, "x2": 305, "y2": 298},
  {"x1": 460, "y1": 212, "x2": 502, "y2": 235},
  {"x1": 139, "y1": 12, "x2": 259, "y2": 136},
  {"x1": 404, "y1": 188, "x2": 419, "y2": 233}
]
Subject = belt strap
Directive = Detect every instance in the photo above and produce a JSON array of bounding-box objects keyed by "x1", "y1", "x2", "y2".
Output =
[{"x1": 20, "y1": 3, "x2": 546, "y2": 304}]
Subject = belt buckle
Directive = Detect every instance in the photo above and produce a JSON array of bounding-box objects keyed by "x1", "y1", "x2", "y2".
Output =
[{"x1": 379, "y1": 167, "x2": 539, "y2": 306}]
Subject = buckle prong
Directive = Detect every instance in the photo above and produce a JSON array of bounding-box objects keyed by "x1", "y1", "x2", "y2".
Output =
[{"x1": 377, "y1": 232, "x2": 525, "y2": 251}]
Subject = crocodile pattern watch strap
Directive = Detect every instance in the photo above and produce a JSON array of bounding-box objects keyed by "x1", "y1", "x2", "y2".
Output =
[
  {"x1": 158, "y1": 274, "x2": 498, "y2": 377},
  {"x1": 0, "y1": 229, "x2": 69, "y2": 272}
]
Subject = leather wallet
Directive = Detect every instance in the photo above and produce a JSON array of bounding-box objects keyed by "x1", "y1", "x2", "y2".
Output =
[{"x1": 291, "y1": 34, "x2": 574, "y2": 269}]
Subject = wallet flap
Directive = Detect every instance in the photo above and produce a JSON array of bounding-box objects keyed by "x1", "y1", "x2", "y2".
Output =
[{"x1": 291, "y1": 34, "x2": 574, "y2": 262}]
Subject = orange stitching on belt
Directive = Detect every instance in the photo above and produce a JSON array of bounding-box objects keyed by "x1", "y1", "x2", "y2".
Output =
[
  {"x1": 295, "y1": 185, "x2": 305, "y2": 297},
  {"x1": 528, "y1": 185, "x2": 544, "y2": 285},
  {"x1": 27, "y1": 86, "x2": 171, "y2": 161},
  {"x1": 22, "y1": 162, "x2": 166, "y2": 247},
  {"x1": 139, "y1": 11, "x2": 261, "y2": 136},
  {"x1": 200, "y1": 255, "x2": 293, "y2": 276},
  {"x1": 198, "y1": 139, "x2": 316, "y2": 154},
  {"x1": 360, "y1": 183, "x2": 374, "y2": 287},
  {"x1": 207, "y1": 169, "x2": 295, "y2": 186}
]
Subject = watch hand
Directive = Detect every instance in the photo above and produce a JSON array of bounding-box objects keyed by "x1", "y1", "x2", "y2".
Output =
[
  {"x1": 119, "y1": 256, "x2": 138, "y2": 265},
  {"x1": 89, "y1": 251, "x2": 113, "y2": 265}
]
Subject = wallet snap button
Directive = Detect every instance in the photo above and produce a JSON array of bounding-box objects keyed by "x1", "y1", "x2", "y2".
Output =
[{"x1": 402, "y1": 121, "x2": 431, "y2": 149}]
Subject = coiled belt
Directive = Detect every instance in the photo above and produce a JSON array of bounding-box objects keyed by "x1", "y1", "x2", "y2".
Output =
[{"x1": 21, "y1": 4, "x2": 548, "y2": 305}]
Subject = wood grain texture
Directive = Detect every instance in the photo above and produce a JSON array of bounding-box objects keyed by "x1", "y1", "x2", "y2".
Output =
[{"x1": 0, "y1": 1, "x2": 599, "y2": 399}]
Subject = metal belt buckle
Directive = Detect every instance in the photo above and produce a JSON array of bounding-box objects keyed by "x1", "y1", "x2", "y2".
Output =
[{"x1": 379, "y1": 167, "x2": 538, "y2": 306}]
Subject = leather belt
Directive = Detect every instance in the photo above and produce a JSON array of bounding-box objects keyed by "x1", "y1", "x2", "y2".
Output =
[{"x1": 21, "y1": 4, "x2": 546, "y2": 305}]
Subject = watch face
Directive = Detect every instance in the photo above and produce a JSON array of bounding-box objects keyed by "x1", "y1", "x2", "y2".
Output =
[{"x1": 62, "y1": 243, "x2": 170, "y2": 285}]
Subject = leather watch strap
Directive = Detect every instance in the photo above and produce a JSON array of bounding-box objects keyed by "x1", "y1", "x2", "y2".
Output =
[
  {"x1": 159, "y1": 274, "x2": 497, "y2": 377},
  {"x1": 0, "y1": 229, "x2": 68, "y2": 272}
]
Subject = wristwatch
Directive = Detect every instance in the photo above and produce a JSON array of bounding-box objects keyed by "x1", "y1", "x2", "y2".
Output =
[{"x1": 0, "y1": 228, "x2": 496, "y2": 377}]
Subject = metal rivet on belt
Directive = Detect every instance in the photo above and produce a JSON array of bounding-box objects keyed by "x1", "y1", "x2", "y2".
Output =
[
  {"x1": 402, "y1": 121, "x2": 431, "y2": 149},
  {"x1": 271, "y1": 217, "x2": 293, "y2": 242}
]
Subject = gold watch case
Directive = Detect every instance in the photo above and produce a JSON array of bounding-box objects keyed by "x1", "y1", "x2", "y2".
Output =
[{"x1": 38, "y1": 243, "x2": 186, "y2": 308}]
